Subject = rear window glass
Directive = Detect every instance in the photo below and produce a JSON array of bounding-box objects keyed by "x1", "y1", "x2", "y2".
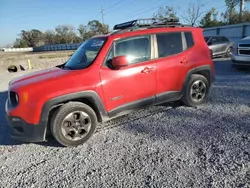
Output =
[{"x1": 185, "y1": 32, "x2": 194, "y2": 48}]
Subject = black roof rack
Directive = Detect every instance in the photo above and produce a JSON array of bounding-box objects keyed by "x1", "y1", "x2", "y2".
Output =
[{"x1": 113, "y1": 17, "x2": 191, "y2": 31}]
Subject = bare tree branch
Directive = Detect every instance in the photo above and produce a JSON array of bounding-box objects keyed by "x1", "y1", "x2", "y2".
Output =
[{"x1": 180, "y1": 0, "x2": 204, "y2": 26}]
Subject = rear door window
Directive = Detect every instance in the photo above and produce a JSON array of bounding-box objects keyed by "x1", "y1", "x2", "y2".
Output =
[{"x1": 156, "y1": 32, "x2": 183, "y2": 58}]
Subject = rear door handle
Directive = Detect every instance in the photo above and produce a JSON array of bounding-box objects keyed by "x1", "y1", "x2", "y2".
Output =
[
  {"x1": 180, "y1": 58, "x2": 189, "y2": 64},
  {"x1": 141, "y1": 67, "x2": 154, "y2": 73}
]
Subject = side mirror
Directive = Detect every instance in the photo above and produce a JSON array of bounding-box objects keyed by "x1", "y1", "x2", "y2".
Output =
[{"x1": 112, "y1": 56, "x2": 129, "y2": 69}]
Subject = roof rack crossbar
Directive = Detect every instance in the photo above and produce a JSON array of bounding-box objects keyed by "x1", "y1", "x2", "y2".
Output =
[{"x1": 113, "y1": 17, "x2": 183, "y2": 30}]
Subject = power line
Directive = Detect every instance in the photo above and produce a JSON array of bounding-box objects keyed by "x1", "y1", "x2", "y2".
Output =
[
  {"x1": 100, "y1": 0, "x2": 129, "y2": 24},
  {"x1": 117, "y1": 0, "x2": 164, "y2": 21},
  {"x1": 104, "y1": 0, "x2": 136, "y2": 16},
  {"x1": 103, "y1": 0, "x2": 126, "y2": 11}
]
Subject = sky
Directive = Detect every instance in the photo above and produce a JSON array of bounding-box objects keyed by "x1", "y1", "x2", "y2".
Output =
[{"x1": 0, "y1": 0, "x2": 248, "y2": 47}]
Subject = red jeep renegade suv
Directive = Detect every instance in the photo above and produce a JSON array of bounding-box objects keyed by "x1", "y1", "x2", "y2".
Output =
[{"x1": 5, "y1": 18, "x2": 215, "y2": 147}]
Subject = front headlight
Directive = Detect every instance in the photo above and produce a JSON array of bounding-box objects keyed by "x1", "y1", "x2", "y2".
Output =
[
  {"x1": 9, "y1": 91, "x2": 19, "y2": 107},
  {"x1": 15, "y1": 93, "x2": 19, "y2": 103}
]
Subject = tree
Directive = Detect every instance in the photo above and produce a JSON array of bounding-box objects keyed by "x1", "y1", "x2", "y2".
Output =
[
  {"x1": 13, "y1": 38, "x2": 28, "y2": 48},
  {"x1": 78, "y1": 24, "x2": 89, "y2": 41},
  {"x1": 241, "y1": 9, "x2": 250, "y2": 22},
  {"x1": 87, "y1": 20, "x2": 109, "y2": 36},
  {"x1": 153, "y1": 6, "x2": 179, "y2": 19},
  {"x1": 12, "y1": 19, "x2": 109, "y2": 47},
  {"x1": 44, "y1": 30, "x2": 57, "y2": 45},
  {"x1": 200, "y1": 7, "x2": 222, "y2": 28},
  {"x1": 55, "y1": 24, "x2": 78, "y2": 43},
  {"x1": 14, "y1": 29, "x2": 44, "y2": 47},
  {"x1": 180, "y1": 0, "x2": 204, "y2": 26},
  {"x1": 222, "y1": 0, "x2": 240, "y2": 24}
]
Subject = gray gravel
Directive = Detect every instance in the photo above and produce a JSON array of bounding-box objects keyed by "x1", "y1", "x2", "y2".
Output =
[{"x1": 0, "y1": 58, "x2": 250, "y2": 187}]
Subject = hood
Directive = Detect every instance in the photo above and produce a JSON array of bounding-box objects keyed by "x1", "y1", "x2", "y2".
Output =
[
  {"x1": 9, "y1": 67, "x2": 71, "y2": 87},
  {"x1": 235, "y1": 37, "x2": 250, "y2": 44}
]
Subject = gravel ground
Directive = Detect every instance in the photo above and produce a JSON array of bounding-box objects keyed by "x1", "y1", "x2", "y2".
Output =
[{"x1": 0, "y1": 58, "x2": 250, "y2": 188}]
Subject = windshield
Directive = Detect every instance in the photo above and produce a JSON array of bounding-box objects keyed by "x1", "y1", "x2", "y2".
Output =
[{"x1": 64, "y1": 37, "x2": 107, "y2": 70}]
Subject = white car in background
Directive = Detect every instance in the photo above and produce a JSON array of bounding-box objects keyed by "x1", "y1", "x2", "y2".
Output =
[{"x1": 231, "y1": 36, "x2": 250, "y2": 70}]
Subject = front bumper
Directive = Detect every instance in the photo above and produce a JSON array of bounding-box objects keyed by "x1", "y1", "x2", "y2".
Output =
[
  {"x1": 5, "y1": 113, "x2": 47, "y2": 143},
  {"x1": 231, "y1": 53, "x2": 250, "y2": 65}
]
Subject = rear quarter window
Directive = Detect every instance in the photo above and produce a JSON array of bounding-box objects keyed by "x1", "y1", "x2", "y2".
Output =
[{"x1": 184, "y1": 32, "x2": 194, "y2": 49}]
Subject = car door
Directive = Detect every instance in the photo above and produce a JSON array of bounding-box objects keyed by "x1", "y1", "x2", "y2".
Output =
[
  {"x1": 208, "y1": 37, "x2": 220, "y2": 56},
  {"x1": 220, "y1": 36, "x2": 231, "y2": 53},
  {"x1": 100, "y1": 34, "x2": 156, "y2": 117},
  {"x1": 153, "y1": 31, "x2": 190, "y2": 104},
  {"x1": 216, "y1": 36, "x2": 228, "y2": 54}
]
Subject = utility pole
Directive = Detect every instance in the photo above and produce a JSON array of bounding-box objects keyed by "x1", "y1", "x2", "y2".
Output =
[
  {"x1": 240, "y1": 0, "x2": 245, "y2": 22},
  {"x1": 101, "y1": 6, "x2": 104, "y2": 25}
]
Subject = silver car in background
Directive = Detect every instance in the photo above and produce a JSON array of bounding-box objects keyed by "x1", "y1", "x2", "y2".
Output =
[
  {"x1": 205, "y1": 36, "x2": 234, "y2": 58},
  {"x1": 231, "y1": 36, "x2": 250, "y2": 70}
]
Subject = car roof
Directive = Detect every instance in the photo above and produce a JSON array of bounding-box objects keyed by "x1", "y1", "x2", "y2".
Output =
[
  {"x1": 91, "y1": 18, "x2": 202, "y2": 40},
  {"x1": 109, "y1": 26, "x2": 200, "y2": 40}
]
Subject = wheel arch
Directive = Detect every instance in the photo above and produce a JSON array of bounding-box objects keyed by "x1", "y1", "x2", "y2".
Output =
[
  {"x1": 182, "y1": 65, "x2": 214, "y2": 93},
  {"x1": 40, "y1": 91, "x2": 109, "y2": 138}
]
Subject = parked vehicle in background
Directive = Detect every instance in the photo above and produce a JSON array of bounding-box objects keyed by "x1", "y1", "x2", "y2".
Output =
[
  {"x1": 231, "y1": 36, "x2": 250, "y2": 70},
  {"x1": 5, "y1": 18, "x2": 215, "y2": 147},
  {"x1": 204, "y1": 35, "x2": 234, "y2": 58}
]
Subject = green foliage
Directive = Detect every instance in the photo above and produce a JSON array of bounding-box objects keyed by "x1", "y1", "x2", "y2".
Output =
[
  {"x1": 13, "y1": 20, "x2": 109, "y2": 48},
  {"x1": 14, "y1": 29, "x2": 44, "y2": 48},
  {"x1": 152, "y1": 0, "x2": 249, "y2": 28},
  {"x1": 200, "y1": 7, "x2": 223, "y2": 28},
  {"x1": 153, "y1": 6, "x2": 179, "y2": 20}
]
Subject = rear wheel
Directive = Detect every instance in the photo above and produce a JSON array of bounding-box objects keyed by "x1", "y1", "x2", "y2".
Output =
[
  {"x1": 181, "y1": 74, "x2": 209, "y2": 107},
  {"x1": 50, "y1": 102, "x2": 97, "y2": 147}
]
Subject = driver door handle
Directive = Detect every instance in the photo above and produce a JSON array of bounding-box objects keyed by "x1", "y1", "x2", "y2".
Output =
[{"x1": 141, "y1": 67, "x2": 154, "y2": 73}]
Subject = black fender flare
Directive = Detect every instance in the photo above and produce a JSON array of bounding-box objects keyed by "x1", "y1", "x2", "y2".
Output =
[
  {"x1": 181, "y1": 65, "x2": 215, "y2": 93},
  {"x1": 39, "y1": 90, "x2": 109, "y2": 132}
]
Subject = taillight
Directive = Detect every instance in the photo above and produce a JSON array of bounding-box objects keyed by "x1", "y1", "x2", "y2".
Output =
[{"x1": 209, "y1": 49, "x2": 213, "y2": 58}]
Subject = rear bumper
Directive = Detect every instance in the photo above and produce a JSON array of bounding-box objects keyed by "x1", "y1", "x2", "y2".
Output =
[{"x1": 5, "y1": 112, "x2": 47, "y2": 143}]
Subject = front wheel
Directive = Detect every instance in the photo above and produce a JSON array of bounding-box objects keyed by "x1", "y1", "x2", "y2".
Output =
[
  {"x1": 181, "y1": 74, "x2": 209, "y2": 107},
  {"x1": 50, "y1": 102, "x2": 97, "y2": 147},
  {"x1": 226, "y1": 47, "x2": 232, "y2": 57}
]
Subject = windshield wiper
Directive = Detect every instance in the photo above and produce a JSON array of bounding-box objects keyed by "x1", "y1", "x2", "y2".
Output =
[{"x1": 63, "y1": 65, "x2": 73, "y2": 70}]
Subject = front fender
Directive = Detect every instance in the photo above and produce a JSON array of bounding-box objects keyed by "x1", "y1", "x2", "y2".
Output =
[{"x1": 39, "y1": 90, "x2": 109, "y2": 128}]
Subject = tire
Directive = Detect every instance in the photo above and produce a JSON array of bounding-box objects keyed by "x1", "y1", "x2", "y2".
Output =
[
  {"x1": 50, "y1": 102, "x2": 97, "y2": 147},
  {"x1": 181, "y1": 74, "x2": 209, "y2": 107}
]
